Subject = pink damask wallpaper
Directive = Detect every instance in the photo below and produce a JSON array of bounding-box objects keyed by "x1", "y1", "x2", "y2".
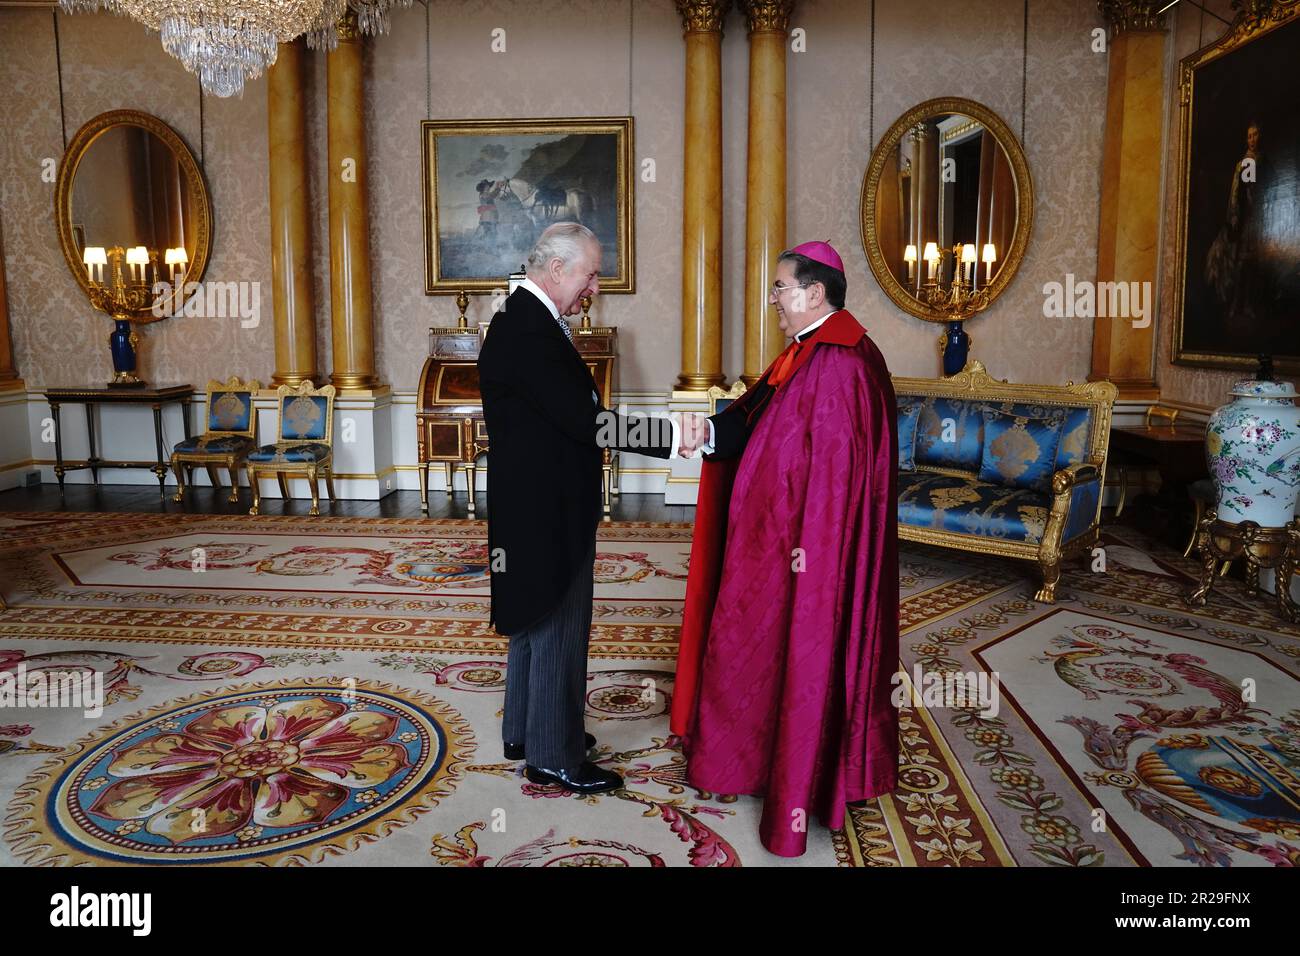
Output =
[
  {"x1": 0, "y1": 9, "x2": 274, "y2": 390},
  {"x1": 1, "y1": 0, "x2": 1119, "y2": 394}
]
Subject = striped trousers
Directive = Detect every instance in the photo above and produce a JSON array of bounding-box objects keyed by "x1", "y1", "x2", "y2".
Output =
[{"x1": 502, "y1": 538, "x2": 596, "y2": 770}]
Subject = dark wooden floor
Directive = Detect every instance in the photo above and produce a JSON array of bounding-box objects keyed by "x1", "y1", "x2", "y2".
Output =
[{"x1": 0, "y1": 483, "x2": 697, "y2": 523}]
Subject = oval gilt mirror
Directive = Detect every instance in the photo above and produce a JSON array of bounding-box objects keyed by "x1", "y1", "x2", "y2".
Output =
[
  {"x1": 55, "y1": 109, "x2": 211, "y2": 323},
  {"x1": 860, "y1": 97, "x2": 1033, "y2": 323}
]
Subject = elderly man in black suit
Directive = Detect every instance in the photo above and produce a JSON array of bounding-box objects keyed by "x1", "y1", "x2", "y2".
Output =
[{"x1": 477, "y1": 221, "x2": 693, "y2": 794}]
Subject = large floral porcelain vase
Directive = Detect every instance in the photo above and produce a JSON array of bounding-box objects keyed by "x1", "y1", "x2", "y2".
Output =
[{"x1": 1206, "y1": 380, "x2": 1300, "y2": 527}]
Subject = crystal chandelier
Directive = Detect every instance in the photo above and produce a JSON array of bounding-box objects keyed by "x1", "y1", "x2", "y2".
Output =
[
  {"x1": 306, "y1": 0, "x2": 413, "y2": 50},
  {"x1": 58, "y1": 0, "x2": 121, "y2": 11},
  {"x1": 58, "y1": 0, "x2": 413, "y2": 98}
]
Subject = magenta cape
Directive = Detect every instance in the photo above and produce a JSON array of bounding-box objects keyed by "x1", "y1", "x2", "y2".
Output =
[{"x1": 672, "y1": 310, "x2": 899, "y2": 857}]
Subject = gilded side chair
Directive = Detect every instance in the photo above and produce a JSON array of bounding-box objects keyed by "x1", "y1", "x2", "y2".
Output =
[
  {"x1": 707, "y1": 381, "x2": 748, "y2": 416},
  {"x1": 170, "y1": 376, "x2": 262, "y2": 503},
  {"x1": 246, "y1": 382, "x2": 337, "y2": 516}
]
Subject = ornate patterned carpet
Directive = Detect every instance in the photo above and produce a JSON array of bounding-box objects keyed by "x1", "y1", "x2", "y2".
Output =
[{"x1": 0, "y1": 511, "x2": 1297, "y2": 867}]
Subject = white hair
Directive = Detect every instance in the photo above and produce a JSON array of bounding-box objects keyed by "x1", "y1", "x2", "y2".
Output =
[{"x1": 526, "y1": 221, "x2": 598, "y2": 272}]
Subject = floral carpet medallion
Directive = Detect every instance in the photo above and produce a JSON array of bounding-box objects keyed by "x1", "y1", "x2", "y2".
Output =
[{"x1": 5, "y1": 677, "x2": 472, "y2": 866}]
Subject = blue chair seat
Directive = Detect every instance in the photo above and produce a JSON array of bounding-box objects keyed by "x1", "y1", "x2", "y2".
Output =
[
  {"x1": 247, "y1": 443, "x2": 331, "y2": 464},
  {"x1": 897, "y1": 471, "x2": 1049, "y2": 545},
  {"x1": 173, "y1": 434, "x2": 255, "y2": 455}
]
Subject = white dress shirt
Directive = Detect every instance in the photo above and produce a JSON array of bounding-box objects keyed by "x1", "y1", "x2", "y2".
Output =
[{"x1": 519, "y1": 276, "x2": 683, "y2": 457}]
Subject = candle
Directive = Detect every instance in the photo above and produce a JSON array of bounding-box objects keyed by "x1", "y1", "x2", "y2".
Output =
[
  {"x1": 126, "y1": 246, "x2": 149, "y2": 284},
  {"x1": 83, "y1": 246, "x2": 107, "y2": 284},
  {"x1": 165, "y1": 247, "x2": 188, "y2": 283},
  {"x1": 923, "y1": 242, "x2": 939, "y2": 282},
  {"x1": 903, "y1": 244, "x2": 917, "y2": 283},
  {"x1": 982, "y1": 243, "x2": 997, "y2": 283},
  {"x1": 961, "y1": 244, "x2": 976, "y2": 284}
]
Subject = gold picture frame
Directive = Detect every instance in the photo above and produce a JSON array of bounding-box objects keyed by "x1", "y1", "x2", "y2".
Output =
[
  {"x1": 421, "y1": 117, "x2": 635, "y2": 294},
  {"x1": 1170, "y1": 0, "x2": 1300, "y2": 373}
]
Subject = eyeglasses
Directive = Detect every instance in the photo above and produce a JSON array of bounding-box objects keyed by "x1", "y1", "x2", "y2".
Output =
[{"x1": 769, "y1": 281, "x2": 808, "y2": 296}]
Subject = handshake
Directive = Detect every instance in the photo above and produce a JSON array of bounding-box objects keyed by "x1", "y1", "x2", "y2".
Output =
[{"x1": 669, "y1": 412, "x2": 711, "y2": 459}]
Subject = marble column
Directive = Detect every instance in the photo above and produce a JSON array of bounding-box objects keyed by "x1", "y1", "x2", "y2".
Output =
[
  {"x1": 1089, "y1": 0, "x2": 1167, "y2": 400},
  {"x1": 739, "y1": 0, "x2": 793, "y2": 385},
  {"x1": 326, "y1": 11, "x2": 379, "y2": 391},
  {"x1": 0, "y1": 218, "x2": 21, "y2": 390},
  {"x1": 268, "y1": 39, "x2": 319, "y2": 387},
  {"x1": 674, "y1": 0, "x2": 730, "y2": 392}
]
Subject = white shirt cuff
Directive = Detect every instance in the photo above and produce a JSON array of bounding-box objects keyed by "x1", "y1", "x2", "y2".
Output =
[{"x1": 698, "y1": 418, "x2": 716, "y2": 455}]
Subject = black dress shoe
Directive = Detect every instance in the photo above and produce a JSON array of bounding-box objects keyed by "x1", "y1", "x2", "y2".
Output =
[
  {"x1": 504, "y1": 732, "x2": 595, "y2": 761},
  {"x1": 524, "y1": 761, "x2": 623, "y2": 794}
]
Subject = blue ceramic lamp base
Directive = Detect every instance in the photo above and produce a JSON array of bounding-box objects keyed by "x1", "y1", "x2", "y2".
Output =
[
  {"x1": 941, "y1": 320, "x2": 970, "y2": 377},
  {"x1": 108, "y1": 319, "x2": 146, "y2": 388}
]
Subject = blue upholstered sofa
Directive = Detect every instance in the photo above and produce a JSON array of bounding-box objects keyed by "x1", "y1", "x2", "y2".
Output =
[{"x1": 892, "y1": 361, "x2": 1118, "y2": 602}]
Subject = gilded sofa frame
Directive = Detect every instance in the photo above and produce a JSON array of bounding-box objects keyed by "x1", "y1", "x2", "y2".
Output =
[
  {"x1": 892, "y1": 361, "x2": 1118, "y2": 602},
  {"x1": 170, "y1": 376, "x2": 262, "y2": 503},
  {"x1": 247, "y1": 381, "x2": 337, "y2": 516}
]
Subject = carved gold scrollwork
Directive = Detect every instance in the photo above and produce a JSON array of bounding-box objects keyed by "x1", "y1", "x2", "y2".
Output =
[
  {"x1": 738, "y1": 0, "x2": 795, "y2": 34},
  {"x1": 676, "y1": 0, "x2": 732, "y2": 34},
  {"x1": 1097, "y1": 0, "x2": 1169, "y2": 36},
  {"x1": 1232, "y1": 0, "x2": 1299, "y2": 33}
]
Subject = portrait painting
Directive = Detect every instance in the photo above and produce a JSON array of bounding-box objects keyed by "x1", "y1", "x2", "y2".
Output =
[
  {"x1": 421, "y1": 117, "x2": 634, "y2": 294},
  {"x1": 1173, "y1": 6, "x2": 1300, "y2": 373}
]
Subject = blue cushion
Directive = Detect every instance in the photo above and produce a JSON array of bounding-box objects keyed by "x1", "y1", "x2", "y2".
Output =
[
  {"x1": 280, "y1": 395, "x2": 330, "y2": 441},
  {"x1": 978, "y1": 404, "x2": 1068, "y2": 493},
  {"x1": 247, "y1": 443, "x2": 331, "y2": 464},
  {"x1": 208, "y1": 391, "x2": 254, "y2": 433},
  {"x1": 914, "y1": 397, "x2": 986, "y2": 471},
  {"x1": 173, "y1": 435, "x2": 254, "y2": 454},
  {"x1": 897, "y1": 397, "x2": 923, "y2": 471},
  {"x1": 897, "y1": 471, "x2": 1049, "y2": 544},
  {"x1": 1054, "y1": 406, "x2": 1092, "y2": 469}
]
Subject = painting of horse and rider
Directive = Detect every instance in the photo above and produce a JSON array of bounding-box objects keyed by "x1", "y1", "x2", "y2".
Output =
[{"x1": 422, "y1": 117, "x2": 634, "y2": 293}]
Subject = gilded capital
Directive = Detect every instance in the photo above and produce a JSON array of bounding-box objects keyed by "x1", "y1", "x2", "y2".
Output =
[
  {"x1": 739, "y1": 0, "x2": 794, "y2": 34},
  {"x1": 335, "y1": 7, "x2": 361, "y2": 42},
  {"x1": 1097, "y1": 0, "x2": 1168, "y2": 36},
  {"x1": 676, "y1": 0, "x2": 732, "y2": 34}
]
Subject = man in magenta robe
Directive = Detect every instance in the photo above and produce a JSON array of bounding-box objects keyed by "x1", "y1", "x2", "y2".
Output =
[{"x1": 671, "y1": 240, "x2": 899, "y2": 857}]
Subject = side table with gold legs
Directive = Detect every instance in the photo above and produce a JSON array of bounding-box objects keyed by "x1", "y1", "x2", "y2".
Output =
[{"x1": 1185, "y1": 512, "x2": 1298, "y2": 622}]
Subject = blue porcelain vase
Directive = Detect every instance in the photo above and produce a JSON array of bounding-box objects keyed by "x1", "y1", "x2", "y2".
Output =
[
  {"x1": 109, "y1": 319, "x2": 139, "y2": 385},
  {"x1": 942, "y1": 321, "x2": 969, "y2": 376}
]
